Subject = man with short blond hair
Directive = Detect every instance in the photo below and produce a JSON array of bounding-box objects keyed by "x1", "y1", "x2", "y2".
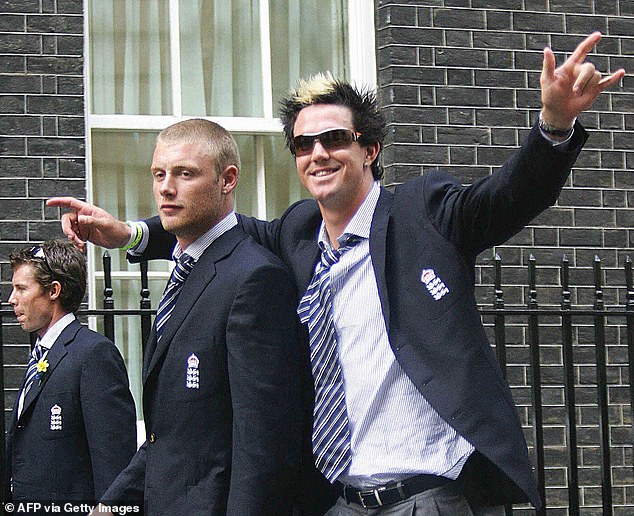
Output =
[{"x1": 87, "y1": 119, "x2": 304, "y2": 515}]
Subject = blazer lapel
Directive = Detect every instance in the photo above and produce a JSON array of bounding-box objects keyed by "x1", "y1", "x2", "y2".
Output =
[
  {"x1": 294, "y1": 239, "x2": 321, "y2": 294},
  {"x1": 369, "y1": 187, "x2": 394, "y2": 331},
  {"x1": 18, "y1": 320, "x2": 77, "y2": 421},
  {"x1": 143, "y1": 256, "x2": 216, "y2": 381},
  {"x1": 143, "y1": 226, "x2": 245, "y2": 381},
  {"x1": 290, "y1": 207, "x2": 323, "y2": 293}
]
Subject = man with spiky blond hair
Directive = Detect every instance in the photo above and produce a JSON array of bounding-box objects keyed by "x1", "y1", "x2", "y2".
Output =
[{"x1": 50, "y1": 33, "x2": 624, "y2": 515}]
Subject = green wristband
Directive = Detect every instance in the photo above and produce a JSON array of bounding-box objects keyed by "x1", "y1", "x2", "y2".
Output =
[{"x1": 121, "y1": 221, "x2": 142, "y2": 251}]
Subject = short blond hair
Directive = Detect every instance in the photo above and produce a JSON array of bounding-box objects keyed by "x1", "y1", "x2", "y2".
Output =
[{"x1": 157, "y1": 118, "x2": 241, "y2": 176}]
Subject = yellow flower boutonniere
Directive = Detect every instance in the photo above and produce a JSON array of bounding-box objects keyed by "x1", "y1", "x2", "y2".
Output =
[{"x1": 35, "y1": 359, "x2": 49, "y2": 382}]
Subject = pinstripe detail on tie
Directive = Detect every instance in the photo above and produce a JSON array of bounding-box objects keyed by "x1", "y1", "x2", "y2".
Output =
[
  {"x1": 155, "y1": 253, "x2": 195, "y2": 343},
  {"x1": 19, "y1": 343, "x2": 44, "y2": 417},
  {"x1": 297, "y1": 235, "x2": 360, "y2": 482}
]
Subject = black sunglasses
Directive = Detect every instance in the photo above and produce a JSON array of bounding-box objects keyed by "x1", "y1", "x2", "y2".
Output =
[{"x1": 292, "y1": 128, "x2": 362, "y2": 156}]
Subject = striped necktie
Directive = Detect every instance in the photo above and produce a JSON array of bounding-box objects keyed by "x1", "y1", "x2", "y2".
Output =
[
  {"x1": 19, "y1": 342, "x2": 44, "y2": 417},
  {"x1": 297, "y1": 235, "x2": 361, "y2": 482},
  {"x1": 155, "y1": 253, "x2": 195, "y2": 343}
]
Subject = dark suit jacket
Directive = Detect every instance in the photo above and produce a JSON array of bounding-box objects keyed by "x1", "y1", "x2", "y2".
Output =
[
  {"x1": 109, "y1": 225, "x2": 304, "y2": 515},
  {"x1": 137, "y1": 122, "x2": 588, "y2": 510},
  {"x1": 5, "y1": 319, "x2": 137, "y2": 502}
]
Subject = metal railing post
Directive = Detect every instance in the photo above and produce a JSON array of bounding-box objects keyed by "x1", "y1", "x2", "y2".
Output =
[
  {"x1": 102, "y1": 251, "x2": 115, "y2": 343},
  {"x1": 593, "y1": 256, "x2": 612, "y2": 515},
  {"x1": 528, "y1": 255, "x2": 546, "y2": 515},
  {"x1": 140, "y1": 261, "x2": 152, "y2": 357},
  {"x1": 561, "y1": 255, "x2": 579, "y2": 512}
]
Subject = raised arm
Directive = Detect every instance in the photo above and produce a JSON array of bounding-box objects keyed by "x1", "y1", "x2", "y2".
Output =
[
  {"x1": 46, "y1": 197, "x2": 132, "y2": 252},
  {"x1": 426, "y1": 32, "x2": 625, "y2": 256},
  {"x1": 540, "y1": 31, "x2": 625, "y2": 131}
]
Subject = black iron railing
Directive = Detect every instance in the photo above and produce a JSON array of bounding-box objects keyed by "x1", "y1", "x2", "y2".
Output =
[
  {"x1": 2, "y1": 252, "x2": 634, "y2": 513},
  {"x1": 477, "y1": 254, "x2": 634, "y2": 515}
]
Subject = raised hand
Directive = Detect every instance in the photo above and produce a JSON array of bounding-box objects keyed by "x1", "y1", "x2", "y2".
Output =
[
  {"x1": 46, "y1": 197, "x2": 132, "y2": 252},
  {"x1": 541, "y1": 32, "x2": 625, "y2": 130}
]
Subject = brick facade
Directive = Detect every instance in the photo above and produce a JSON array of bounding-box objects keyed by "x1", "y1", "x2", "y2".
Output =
[
  {"x1": 0, "y1": 0, "x2": 85, "y2": 282},
  {"x1": 0, "y1": 0, "x2": 85, "y2": 437},
  {"x1": 376, "y1": 1, "x2": 633, "y2": 514}
]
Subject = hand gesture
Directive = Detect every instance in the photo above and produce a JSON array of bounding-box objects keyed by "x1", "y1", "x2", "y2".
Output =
[
  {"x1": 46, "y1": 197, "x2": 132, "y2": 252},
  {"x1": 541, "y1": 32, "x2": 625, "y2": 129}
]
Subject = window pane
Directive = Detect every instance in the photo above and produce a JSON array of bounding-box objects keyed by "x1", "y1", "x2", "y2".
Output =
[
  {"x1": 180, "y1": 0, "x2": 263, "y2": 117},
  {"x1": 264, "y1": 136, "x2": 310, "y2": 217},
  {"x1": 269, "y1": 0, "x2": 347, "y2": 108},
  {"x1": 233, "y1": 134, "x2": 309, "y2": 219},
  {"x1": 89, "y1": 0, "x2": 172, "y2": 115},
  {"x1": 91, "y1": 130, "x2": 170, "y2": 274}
]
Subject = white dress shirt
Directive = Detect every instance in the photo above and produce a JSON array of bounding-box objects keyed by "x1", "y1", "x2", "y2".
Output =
[
  {"x1": 319, "y1": 182, "x2": 474, "y2": 488},
  {"x1": 17, "y1": 312, "x2": 76, "y2": 418}
]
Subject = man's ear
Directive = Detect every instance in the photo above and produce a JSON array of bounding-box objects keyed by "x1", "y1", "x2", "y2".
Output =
[
  {"x1": 221, "y1": 165, "x2": 239, "y2": 194},
  {"x1": 365, "y1": 142, "x2": 380, "y2": 165},
  {"x1": 49, "y1": 281, "x2": 62, "y2": 302}
]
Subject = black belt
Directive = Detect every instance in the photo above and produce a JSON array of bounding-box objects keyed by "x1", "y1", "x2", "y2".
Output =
[{"x1": 339, "y1": 474, "x2": 453, "y2": 509}]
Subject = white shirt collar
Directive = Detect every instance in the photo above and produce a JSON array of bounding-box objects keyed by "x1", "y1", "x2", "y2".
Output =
[
  {"x1": 172, "y1": 211, "x2": 238, "y2": 262},
  {"x1": 37, "y1": 312, "x2": 76, "y2": 350},
  {"x1": 318, "y1": 181, "x2": 381, "y2": 249}
]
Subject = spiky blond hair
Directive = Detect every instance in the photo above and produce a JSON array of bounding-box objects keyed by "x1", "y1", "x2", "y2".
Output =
[
  {"x1": 279, "y1": 72, "x2": 386, "y2": 180},
  {"x1": 292, "y1": 72, "x2": 337, "y2": 104}
]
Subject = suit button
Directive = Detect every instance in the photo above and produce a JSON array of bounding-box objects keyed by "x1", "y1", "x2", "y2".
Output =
[{"x1": 149, "y1": 433, "x2": 156, "y2": 443}]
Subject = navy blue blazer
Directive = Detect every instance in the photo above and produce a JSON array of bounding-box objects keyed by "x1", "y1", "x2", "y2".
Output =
[
  {"x1": 137, "y1": 121, "x2": 588, "y2": 510},
  {"x1": 6, "y1": 319, "x2": 137, "y2": 503},
  {"x1": 110, "y1": 225, "x2": 305, "y2": 515}
]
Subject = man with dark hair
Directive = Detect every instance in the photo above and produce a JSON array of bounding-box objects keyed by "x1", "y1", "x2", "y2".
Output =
[
  {"x1": 6, "y1": 239, "x2": 137, "y2": 504},
  {"x1": 49, "y1": 33, "x2": 624, "y2": 514}
]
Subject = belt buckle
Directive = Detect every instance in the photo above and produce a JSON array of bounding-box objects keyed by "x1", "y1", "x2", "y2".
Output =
[{"x1": 358, "y1": 485, "x2": 386, "y2": 509}]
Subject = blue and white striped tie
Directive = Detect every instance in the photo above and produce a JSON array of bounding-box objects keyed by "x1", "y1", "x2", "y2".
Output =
[
  {"x1": 155, "y1": 253, "x2": 195, "y2": 343},
  {"x1": 19, "y1": 342, "x2": 44, "y2": 417},
  {"x1": 297, "y1": 235, "x2": 360, "y2": 482}
]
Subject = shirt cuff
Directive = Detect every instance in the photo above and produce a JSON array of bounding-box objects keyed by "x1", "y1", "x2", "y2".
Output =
[
  {"x1": 540, "y1": 126, "x2": 574, "y2": 151},
  {"x1": 127, "y1": 220, "x2": 149, "y2": 256}
]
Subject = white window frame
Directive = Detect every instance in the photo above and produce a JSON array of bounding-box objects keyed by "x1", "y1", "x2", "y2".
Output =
[{"x1": 82, "y1": 0, "x2": 376, "y2": 309}]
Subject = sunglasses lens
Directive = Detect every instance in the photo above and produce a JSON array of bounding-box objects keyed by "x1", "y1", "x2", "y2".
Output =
[
  {"x1": 320, "y1": 129, "x2": 353, "y2": 148},
  {"x1": 293, "y1": 129, "x2": 359, "y2": 155},
  {"x1": 293, "y1": 135, "x2": 314, "y2": 154}
]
